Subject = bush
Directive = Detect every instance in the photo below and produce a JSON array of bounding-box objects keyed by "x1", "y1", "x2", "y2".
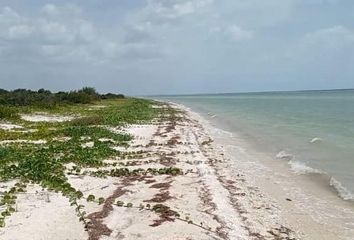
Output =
[
  {"x1": 101, "y1": 93, "x2": 125, "y2": 99},
  {"x1": 0, "y1": 87, "x2": 124, "y2": 107},
  {"x1": 0, "y1": 89, "x2": 8, "y2": 94},
  {"x1": 0, "y1": 107, "x2": 18, "y2": 120}
]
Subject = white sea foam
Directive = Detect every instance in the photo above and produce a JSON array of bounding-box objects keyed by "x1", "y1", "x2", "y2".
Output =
[
  {"x1": 288, "y1": 160, "x2": 323, "y2": 175},
  {"x1": 276, "y1": 151, "x2": 294, "y2": 161},
  {"x1": 330, "y1": 177, "x2": 354, "y2": 201},
  {"x1": 211, "y1": 128, "x2": 234, "y2": 138},
  {"x1": 310, "y1": 137, "x2": 322, "y2": 143}
]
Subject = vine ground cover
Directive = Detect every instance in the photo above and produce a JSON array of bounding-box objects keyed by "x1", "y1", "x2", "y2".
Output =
[{"x1": 0, "y1": 98, "x2": 161, "y2": 228}]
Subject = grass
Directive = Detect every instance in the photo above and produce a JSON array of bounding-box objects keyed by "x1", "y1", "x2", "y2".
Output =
[{"x1": 0, "y1": 98, "x2": 160, "y2": 228}]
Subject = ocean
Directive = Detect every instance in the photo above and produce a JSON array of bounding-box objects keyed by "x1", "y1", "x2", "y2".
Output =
[{"x1": 157, "y1": 90, "x2": 354, "y2": 201}]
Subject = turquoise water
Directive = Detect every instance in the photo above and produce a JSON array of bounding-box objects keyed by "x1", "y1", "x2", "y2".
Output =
[{"x1": 156, "y1": 90, "x2": 354, "y2": 200}]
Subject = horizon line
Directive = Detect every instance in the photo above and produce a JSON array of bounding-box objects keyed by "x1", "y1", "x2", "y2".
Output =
[{"x1": 142, "y1": 88, "x2": 354, "y2": 97}]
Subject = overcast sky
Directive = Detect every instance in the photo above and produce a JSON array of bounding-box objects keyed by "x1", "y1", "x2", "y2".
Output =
[{"x1": 0, "y1": 0, "x2": 353, "y2": 95}]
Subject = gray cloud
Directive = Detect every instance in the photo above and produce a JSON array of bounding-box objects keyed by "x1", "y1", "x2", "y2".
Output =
[
  {"x1": 0, "y1": 3, "x2": 162, "y2": 65},
  {"x1": 0, "y1": 0, "x2": 353, "y2": 94}
]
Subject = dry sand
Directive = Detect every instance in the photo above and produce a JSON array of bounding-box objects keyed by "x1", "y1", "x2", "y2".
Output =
[
  {"x1": 0, "y1": 123, "x2": 24, "y2": 131},
  {"x1": 20, "y1": 113, "x2": 75, "y2": 122}
]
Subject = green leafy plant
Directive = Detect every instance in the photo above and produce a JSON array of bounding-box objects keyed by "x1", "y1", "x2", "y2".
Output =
[
  {"x1": 87, "y1": 195, "x2": 96, "y2": 202},
  {"x1": 116, "y1": 201, "x2": 124, "y2": 207},
  {"x1": 98, "y1": 197, "x2": 105, "y2": 205}
]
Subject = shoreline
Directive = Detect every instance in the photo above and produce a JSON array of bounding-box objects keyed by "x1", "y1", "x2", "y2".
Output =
[
  {"x1": 207, "y1": 112, "x2": 354, "y2": 203},
  {"x1": 1, "y1": 100, "x2": 353, "y2": 239},
  {"x1": 172, "y1": 101, "x2": 354, "y2": 240}
]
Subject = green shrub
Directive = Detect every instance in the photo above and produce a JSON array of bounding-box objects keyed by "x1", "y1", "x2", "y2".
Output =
[
  {"x1": 101, "y1": 93, "x2": 125, "y2": 99},
  {"x1": 0, "y1": 87, "x2": 124, "y2": 106},
  {"x1": 0, "y1": 107, "x2": 18, "y2": 120}
]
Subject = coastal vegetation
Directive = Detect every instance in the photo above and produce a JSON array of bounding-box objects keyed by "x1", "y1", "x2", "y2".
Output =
[
  {"x1": 0, "y1": 87, "x2": 162, "y2": 229},
  {"x1": 0, "y1": 88, "x2": 217, "y2": 239},
  {"x1": 0, "y1": 87, "x2": 124, "y2": 120},
  {"x1": 0, "y1": 87, "x2": 124, "y2": 106}
]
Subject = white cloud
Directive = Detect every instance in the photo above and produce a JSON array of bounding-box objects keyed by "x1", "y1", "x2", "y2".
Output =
[
  {"x1": 8, "y1": 24, "x2": 34, "y2": 39},
  {"x1": 0, "y1": 7, "x2": 24, "y2": 24},
  {"x1": 138, "y1": 0, "x2": 213, "y2": 23},
  {"x1": 39, "y1": 20, "x2": 73, "y2": 44},
  {"x1": 78, "y1": 21, "x2": 95, "y2": 42},
  {"x1": 285, "y1": 25, "x2": 354, "y2": 67},
  {"x1": 226, "y1": 25, "x2": 254, "y2": 41},
  {"x1": 172, "y1": 1, "x2": 195, "y2": 16},
  {"x1": 0, "y1": 5, "x2": 100, "y2": 63},
  {"x1": 41, "y1": 3, "x2": 82, "y2": 18},
  {"x1": 213, "y1": 0, "x2": 295, "y2": 28},
  {"x1": 41, "y1": 4, "x2": 60, "y2": 16},
  {"x1": 208, "y1": 25, "x2": 254, "y2": 42}
]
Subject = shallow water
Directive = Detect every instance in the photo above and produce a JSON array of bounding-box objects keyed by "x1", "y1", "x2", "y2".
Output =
[{"x1": 156, "y1": 90, "x2": 354, "y2": 201}]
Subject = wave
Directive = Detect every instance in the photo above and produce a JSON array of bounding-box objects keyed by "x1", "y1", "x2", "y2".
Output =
[
  {"x1": 276, "y1": 151, "x2": 294, "y2": 161},
  {"x1": 209, "y1": 127, "x2": 234, "y2": 138},
  {"x1": 289, "y1": 161, "x2": 354, "y2": 201},
  {"x1": 288, "y1": 160, "x2": 323, "y2": 175},
  {"x1": 310, "y1": 137, "x2": 323, "y2": 143},
  {"x1": 330, "y1": 177, "x2": 354, "y2": 201},
  {"x1": 276, "y1": 151, "x2": 354, "y2": 202}
]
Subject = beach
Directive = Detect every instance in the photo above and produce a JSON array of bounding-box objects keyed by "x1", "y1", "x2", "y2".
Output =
[
  {"x1": 0, "y1": 100, "x2": 353, "y2": 239},
  {"x1": 1, "y1": 1, "x2": 353, "y2": 239}
]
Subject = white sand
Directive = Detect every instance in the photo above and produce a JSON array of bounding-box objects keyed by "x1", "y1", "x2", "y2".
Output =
[
  {"x1": 0, "y1": 185, "x2": 88, "y2": 240},
  {"x1": 52, "y1": 136, "x2": 72, "y2": 142},
  {"x1": 0, "y1": 140, "x2": 47, "y2": 145},
  {"x1": 0, "y1": 123, "x2": 38, "y2": 133},
  {"x1": 88, "y1": 105, "x2": 107, "y2": 110},
  {"x1": 21, "y1": 114, "x2": 75, "y2": 122},
  {"x1": 82, "y1": 141, "x2": 95, "y2": 148},
  {"x1": 0, "y1": 123, "x2": 23, "y2": 130}
]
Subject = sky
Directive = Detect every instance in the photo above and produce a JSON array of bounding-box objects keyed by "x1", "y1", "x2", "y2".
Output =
[{"x1": 0, "y1": 0, "x2": 353, "y2": 95}]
